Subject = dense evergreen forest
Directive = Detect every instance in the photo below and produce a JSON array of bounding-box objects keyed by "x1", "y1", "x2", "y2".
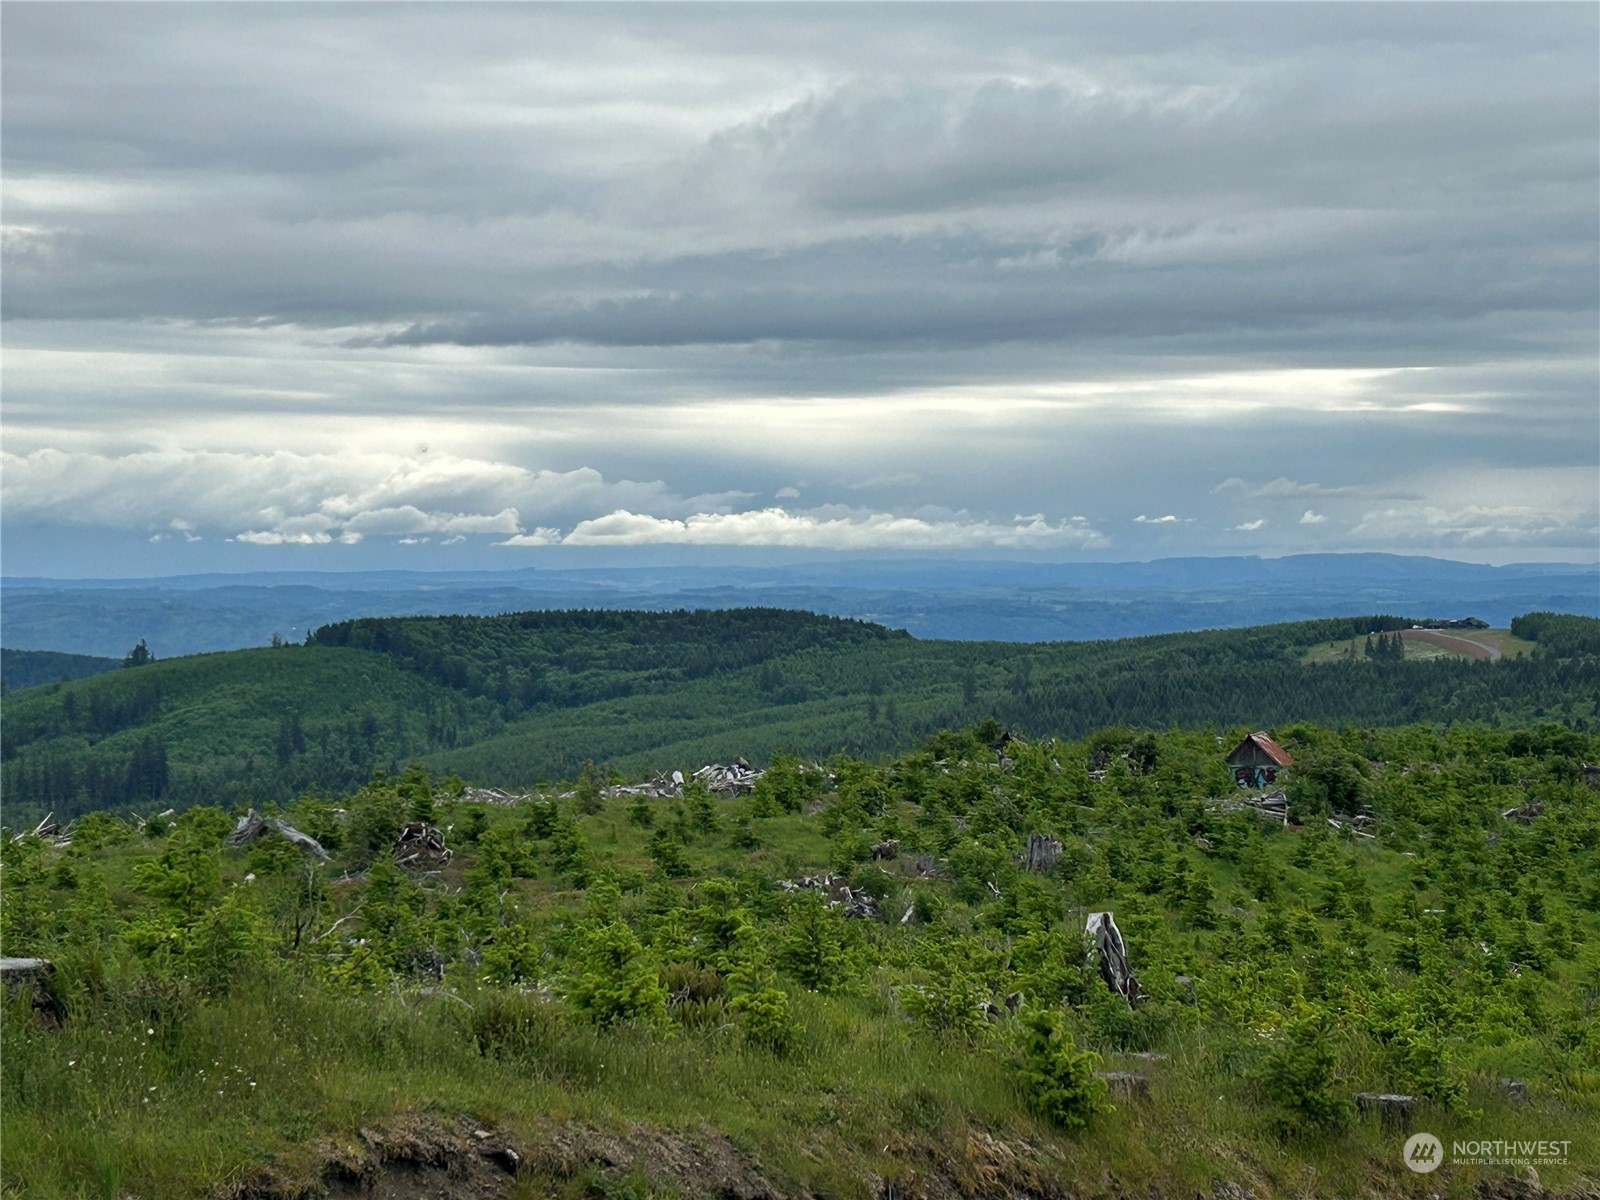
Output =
[
  {"x1": 0, "y1": 647, "x2": 121, "y2": 693},
  {"x1": 5, "y1": 717, "x2": 1597, "y2": 1198},
  {"x1": 2, "y1": 609, "x2": 1596, "y2": 827}
]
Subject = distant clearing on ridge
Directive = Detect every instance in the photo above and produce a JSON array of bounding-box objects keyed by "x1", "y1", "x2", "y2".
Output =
[{"x1": 1302, "y1": 627, "x2": 1535, "y2": 664}]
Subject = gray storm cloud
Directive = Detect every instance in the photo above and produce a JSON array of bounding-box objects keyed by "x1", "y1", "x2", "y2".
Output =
[{"x1": 2, "y1": 3, "x2": 1595, "y2": 567}]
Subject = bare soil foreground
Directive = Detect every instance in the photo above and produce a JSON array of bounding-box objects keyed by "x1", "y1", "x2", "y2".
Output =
[{"x1": 218, "y1": 1113, "x2": 1588, "y2": 1200}]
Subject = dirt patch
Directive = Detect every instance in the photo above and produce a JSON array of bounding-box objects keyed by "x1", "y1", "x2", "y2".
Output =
[
  {"x1": 221, "y1": 1114, "x2": 519, "y2": 1200},
  {"x1": 218, "y1": 1112, "x2": 1099, "y2": 1200},
  {"x1": 525, "y1": 1119, "x2": 789, "y2": 1198},
  {"x1": 1400, "y1": 629, "x2": 1500, "y2": 661}
]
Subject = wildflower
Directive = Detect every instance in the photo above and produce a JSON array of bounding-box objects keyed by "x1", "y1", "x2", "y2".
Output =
[{"x1": 146, "y1": 1027, "x2": 155, "y2": 1035}]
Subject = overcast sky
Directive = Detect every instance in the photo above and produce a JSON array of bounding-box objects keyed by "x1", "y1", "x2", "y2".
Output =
[{"x1": 3, "y1": 2, "x2": 1596, "y2": 575}]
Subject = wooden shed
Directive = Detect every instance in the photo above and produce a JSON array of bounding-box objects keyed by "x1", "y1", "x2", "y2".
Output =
[{"x1": 1226, "y1": 731, "x2": 1293, "y2": 788}]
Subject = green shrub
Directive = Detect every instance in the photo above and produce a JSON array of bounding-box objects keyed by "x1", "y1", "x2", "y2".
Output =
[
  {"x1": 567, "y1": 920, "x2": 667, "y2": 1026},
  {"x1": 1257, "y1": 1001, "x2": 1353, "y2": 1133},
  {"x1": 1013, "y1": 1005, "x2": 1110, "y2": 1130}
]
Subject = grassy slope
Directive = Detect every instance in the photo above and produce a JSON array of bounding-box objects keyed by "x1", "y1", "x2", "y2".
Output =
[
  {"x1": 1303, "y1": 628, "x2": 1538, "y2": 664},
  {"x1": 6, "y1": 716, "x2": 1599, "y2": 1198}
]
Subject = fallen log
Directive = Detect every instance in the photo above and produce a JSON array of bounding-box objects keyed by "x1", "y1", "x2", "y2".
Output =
[{"x1": 226, "y1": 809, "x2": 332, "y2": 861}]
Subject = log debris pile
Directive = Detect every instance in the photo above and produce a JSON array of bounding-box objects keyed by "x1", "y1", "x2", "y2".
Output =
[
  {"x1": 1207, "y1": 790, "x2": 1288, "y2": 823},
  {"x1": 1503, "y1": 799, "x2": 1544, "y2": 825},
  {"x1": 1020, "y1": 832, "x2": 1061, "y2": 873},
  {"x1": 601, "y1": 760, "x2": 770, "y2": 801},
  {"x1": 8, "y1": 812, "x2": 73, "y2": 848},
  {"x1": 693, "y1": 760, "x2": 764, "y2": 795},
  {"x1": 1326, "y1": 813, "x2": 1377, "y2": 839},
  {"x1": 457, "y1": 787, "x2": 528, "y2": 806},
  {"x1": 607, "y1": 771, "x2": 686, "y2": 800},
  {"x1": 778, "y1": 873, "x2": 878, "y2": 919},
  {"x1": 226, "y1": 810, "x2": 333, "y2": 861},
  {"x1": 1087, "y1": 910, "x2": 1142, "y2": 1006},
  {"x1": 394, "y1": 822, "x2": 452, "y2": 868}
]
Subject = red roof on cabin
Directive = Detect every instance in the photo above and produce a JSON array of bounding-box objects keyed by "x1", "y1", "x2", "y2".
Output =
[{"x1": 1243, "y1": 731, "x2": 1293, "y2": 766}]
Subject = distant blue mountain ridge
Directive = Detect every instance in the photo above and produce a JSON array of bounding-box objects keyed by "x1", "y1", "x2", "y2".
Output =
[{"x1": 3, "y1": 553, "x2": 1595, "y2": 659}]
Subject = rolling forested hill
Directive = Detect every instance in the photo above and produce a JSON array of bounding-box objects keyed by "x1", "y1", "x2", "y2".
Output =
[
  {"x1": 3, "y1": 608, "x2": 1596, "y2": 826},
  {"x1": 0, "y1": 647, "x2": 121, "y2": 692}
]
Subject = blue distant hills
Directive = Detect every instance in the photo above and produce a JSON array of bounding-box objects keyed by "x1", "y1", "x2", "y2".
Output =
[{"x1": 3, "y1": 552, "x2": 1596, "y2": 659}]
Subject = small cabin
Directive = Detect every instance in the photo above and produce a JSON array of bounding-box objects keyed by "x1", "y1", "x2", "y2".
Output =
[{"x1": 1226, "y1": 731, "x2": 1293, "y2": 788}]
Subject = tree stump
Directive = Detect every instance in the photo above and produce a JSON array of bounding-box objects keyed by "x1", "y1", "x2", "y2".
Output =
[
  {"x1": 1, "y1": 957, "x2": 66, "y2": 1026},
  {"x1": 1096, "y1": 1071, "x2": 1150, "y2": 1101},
  {"x1": 1021, "y1": 832, "x2": 1062, "y2": 873},
  {"x1": 1355, "y1": 1093, "x2": 1416, "y2": 1125}
]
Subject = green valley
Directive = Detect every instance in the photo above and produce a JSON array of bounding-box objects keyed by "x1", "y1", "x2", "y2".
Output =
[{"x1": 4, "y1": 609, "x2": 1599, "y2": 827}]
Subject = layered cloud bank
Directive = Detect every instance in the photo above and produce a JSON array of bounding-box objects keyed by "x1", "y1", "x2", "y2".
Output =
[
  {"x1": 3, "y1": 448, "x2": 1591, "y2": 561},
  {"x1": 2, "y1": 6, "x2": 1595, "y2": 570}
]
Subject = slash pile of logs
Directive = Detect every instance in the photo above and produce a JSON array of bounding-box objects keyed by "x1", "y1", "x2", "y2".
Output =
[
  {"x1": 603, "y1": 760, "x2": 769, "y2": 800},
  {"x1": 606, "y1": 771, "x2": 686, "y2": 800},
  {"x1": 1207, "y1": 790, "x2": 1289, "y2": 823},
  {"x1": 458, "y1": 787, "x2": 528, "y2": 806},
  {"x1": 394, "y1": 822, "x2": 451, "y2": 868},
  {"x1": 778, "y1": 873, "x2": 878, "y2": 919},
  {"x1": 693, "y1": 760, "x2": 764, "y2": 795},
  {"x1": 1502, "y1": 798, "x2": 1544, "y2": 825},
  {"x1": 8, "y1": 813, "x2": 72, "y2": 847}
]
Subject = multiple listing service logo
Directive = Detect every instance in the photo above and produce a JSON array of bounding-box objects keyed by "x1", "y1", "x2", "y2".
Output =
[{"x1": 1403, "y1": 1133, "x2": 1443, "y2": 1173}]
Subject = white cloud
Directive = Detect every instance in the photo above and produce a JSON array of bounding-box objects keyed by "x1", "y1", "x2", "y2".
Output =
[
  {"x1": 0, "y1": 448, "x2": 679, "y2": 546},
  {"x1": 1299, "y1": 510, "x2": 1328, "y2": 524},
  {"x1": 1133, "y1": 513, "x2": 1179, "y2": 524},
  {"x1": 498, "y1": 528, "x2": 564, "y2": 547},
  {"x1": 340, "y1": 506, "x2": 522, "y2": 536},
  {"x1": 556, "y1": 507, "x2": 1108, "y2": 550},
  {"x1": 1231, "y1": 519, "x2": 1267, "y2": 532},
  {"x1": 775, "y1": 486, "x2": 800, "y2": 500},
  {"x1": 1348, "y1": 503, "x2": 1596, "y2": 547}
]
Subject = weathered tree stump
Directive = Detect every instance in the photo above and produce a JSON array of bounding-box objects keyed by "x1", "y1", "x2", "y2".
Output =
[
  {"x1": 1, "y1": 957, "x2": 66, "y2": 1026},
  {"x1": 1096, "y1": 1071, "x2": 1150, "y2": 1101},
  {"x1": 1086, "y1": 911, "x2": 1142, "y2": 1006},
  {"x1": 227, "y1": 809, "x2": 332, "y2": 861},
  {"x1": 1021, "y1": 832, "x2": 1061, "y2": 873},
  {"x1": 1355, "y1": 1092, "x2": 1417, "y2": 1125},
  {"x1": 1499, "y1": 1078, "x2": 1528, "y2": 1103}
]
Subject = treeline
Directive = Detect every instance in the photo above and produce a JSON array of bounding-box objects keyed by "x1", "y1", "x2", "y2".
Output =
[
  {"x1": 4, "y1": 610, "x2": 1596, "y2": 826},
  {"x1": 0, "y1": 648, "x2": 122, "y2": 692},
  {"x1": 309, "y1": 607, "x2": 903, "y2": 717},
  {"x1": 1511, "y1": 611, "x2": 1600, "y2": 659}
]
